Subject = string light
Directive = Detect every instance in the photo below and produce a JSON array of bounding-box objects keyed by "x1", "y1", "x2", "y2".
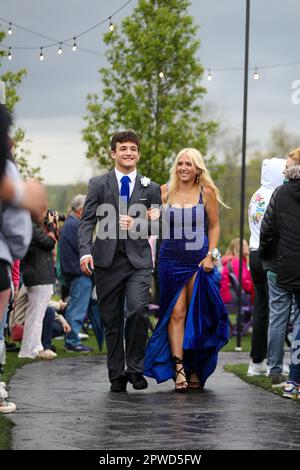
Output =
[
  {"x1": 0, "y1": 0, "x2": 135, "y2": 63},
  {"x1": 72, "y1": 37, "x2": 77, "y2": 52},
  {"x1": 109, "y1": 17, "x2": 115, "y2": 32},
  {"x1": 204, "y1": 59, "x2": 300, "y2": 82},
  {"x1": 253, "y1": 67, "x2": 260, "y2": 80},
  {"x1": 0, "y1": 0, "x2": 134, "y2": 51},
  {"x1": 0, "y1": 0, "x2": 298, "y2": 78}
]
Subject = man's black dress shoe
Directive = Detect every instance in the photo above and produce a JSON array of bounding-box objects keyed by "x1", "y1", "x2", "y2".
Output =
[
  {"x1": 110, "y1": 377, "x2": 128, "y2": 393},
  {"x1": 126, "y1": 372, "x2": 148, "y2": 390}
]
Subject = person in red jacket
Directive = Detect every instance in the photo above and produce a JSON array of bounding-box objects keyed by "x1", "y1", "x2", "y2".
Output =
[{"x1": 220, "y1": 238, "x2": 254, "y2": 305}]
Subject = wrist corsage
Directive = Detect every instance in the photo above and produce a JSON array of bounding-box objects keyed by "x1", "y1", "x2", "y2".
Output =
[{"x1": 207, "y1": 248, "x2": 221, "y2": 261}]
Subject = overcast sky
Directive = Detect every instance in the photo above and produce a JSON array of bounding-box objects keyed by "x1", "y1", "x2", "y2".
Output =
[{"x1": 0, "y1": 0, "x2": 299, "y2": 184}]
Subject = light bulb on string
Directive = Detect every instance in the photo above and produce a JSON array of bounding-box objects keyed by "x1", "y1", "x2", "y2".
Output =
[
  {"x1": 8, "y1": 23, "x2": 12, "y2": 35},
  {"x1": 8, "y1": 47, "x2": 12, "y2": 60},
  {"x1": 58, "y1": 43, "x2": 63, "y2": 55},
  {"x1": 207, "y1": 69, "x2": 212, "y2": 81},
  {"x1": 159, "y1": 72, "x2": 164, "y2": 79},
  {"x1": 253, "y1": 67, "x2": 260, "y2": 80},
  {"x1": 40, "y1": 47, "x2": 44, "y2": 61},
  {"x1": 109, "y1": 17, "x2": 115, "y2": 32},
  {"x1": 72, "y1": 37, "x2": 77, "y2": 52}
]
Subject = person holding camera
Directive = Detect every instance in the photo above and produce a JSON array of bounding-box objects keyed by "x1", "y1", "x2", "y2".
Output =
[{"x1": 19, "y1": 208, "x2": 59, "y2": 359}]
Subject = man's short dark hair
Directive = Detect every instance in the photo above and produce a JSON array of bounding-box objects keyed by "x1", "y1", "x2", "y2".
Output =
[{"x1": 111, "y1": 130, "x2": 140, "y2": 152}]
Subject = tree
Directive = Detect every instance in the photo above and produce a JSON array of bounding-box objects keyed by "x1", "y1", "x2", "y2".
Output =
[
  {"x1": 216, "y1": 123, "x2": 300, "y2": 250},
  {"x1": 0, "y1": 35, "x2": 43, "y2": 179},
  {"x1": 0, "y1": 70, "x2": 45, "y2": 179},
  {"x1": 1, "y1": 70, "x2": 27, "y2": 113},
  {"x1": 251, "y1": 123, "x2": 299, "y2": 161},
  {"x1": 46, "y1": 183, "x2": 88, "y2": 214},
  {"x1": 83, "y1": 0, "x2": 217, "y2": 183}
]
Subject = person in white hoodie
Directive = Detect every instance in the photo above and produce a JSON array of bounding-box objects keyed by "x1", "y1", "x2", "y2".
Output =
[
  {"x1": 247, "y1": 157, "x2": 286, "y2": 376},
  {"x1": 259, "y1": 148, "x2": 300, "y2": 391}
]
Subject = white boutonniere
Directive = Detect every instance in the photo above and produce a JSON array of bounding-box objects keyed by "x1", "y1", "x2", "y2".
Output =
[{"x1": 140, "y1": 176, "x2": 151, "y2": 187}]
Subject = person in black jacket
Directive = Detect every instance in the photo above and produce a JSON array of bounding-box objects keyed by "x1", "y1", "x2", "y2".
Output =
[
  {"x1": 59, "y1": 194, "x2": 93, "y2": 353},
  {"x1": 19, "y1": 209, "x2": 58, "y2": 359},
  {"x1": 259, "y1": 158, "x2": 300, "y2": 394}
]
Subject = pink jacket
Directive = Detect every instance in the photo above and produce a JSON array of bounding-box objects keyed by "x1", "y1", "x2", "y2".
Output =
[
  {"x1": 220, "y1": 256, "x2": 254, "y2": 304},
  {"x1": 12, "y1": 260, "x2": 20, "y2": 292}
]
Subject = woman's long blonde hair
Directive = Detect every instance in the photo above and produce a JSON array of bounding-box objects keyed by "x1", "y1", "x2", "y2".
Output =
[
  {"x1": 165, "y1": 148, "x2": 227, "y2": 207},
  {"x1": 288, "y1": 147, "x2": 300, "y2": 164},
  {"x1": 225, "y1": 238, "x2": 241, "y2": 256}
]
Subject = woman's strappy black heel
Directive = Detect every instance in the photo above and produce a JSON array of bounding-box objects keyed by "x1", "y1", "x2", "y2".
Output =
[
  {"x1": 173, "y1": 356, "x2": 188, "y2": 393},
  {"x1": 188, "y1": 371, "x2": 202, "y2": 390}
]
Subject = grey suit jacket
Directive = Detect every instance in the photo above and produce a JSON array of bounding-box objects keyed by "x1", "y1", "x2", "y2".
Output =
[{"x1": 79, "y1": 169, "x2": 162, "y2": 269}]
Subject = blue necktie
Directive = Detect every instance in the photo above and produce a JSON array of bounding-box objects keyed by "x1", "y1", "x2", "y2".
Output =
[{"x1": 120, "y1": 175, "x2": 131, "y2": 202}]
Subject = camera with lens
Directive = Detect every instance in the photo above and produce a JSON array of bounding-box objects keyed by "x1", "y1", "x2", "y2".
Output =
[{"x1": 44, "y1": 209, "x2": 66, "y2": 224}]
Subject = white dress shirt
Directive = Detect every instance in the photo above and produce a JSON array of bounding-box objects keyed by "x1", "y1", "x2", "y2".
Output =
[{"x1": 114, "y1": 168, "x2": 137, "y2": 198}]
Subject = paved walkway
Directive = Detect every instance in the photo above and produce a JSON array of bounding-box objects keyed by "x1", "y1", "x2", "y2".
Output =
[{"x1": 7, "y1": 352, "x2": 300, "y2": 450}]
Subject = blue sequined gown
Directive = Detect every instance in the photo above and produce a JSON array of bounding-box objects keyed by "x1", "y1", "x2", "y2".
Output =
[{"x1": 144, "y1": 194, "x2": 229, "y2": 387}]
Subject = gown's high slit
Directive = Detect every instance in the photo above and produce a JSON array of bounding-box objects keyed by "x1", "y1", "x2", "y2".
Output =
[{"x1": 144, "y1": 194, "x2": 229, "y2": 387}]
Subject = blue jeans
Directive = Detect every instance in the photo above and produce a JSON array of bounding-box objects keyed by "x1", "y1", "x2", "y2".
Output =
[
  {"x1": 0, "y1": 310, "x2": 7, "y2": 342},
  {"x1": 267, "y1": 271, "x2": 300, "y2": 374},
  {"x1": 65, "y1": 276, "x2": 92, "y2": 348},
  {"x1": 88, "y1": 298, "x2": 104, "y2": 351},
  {"x1": 0, "y1": 310, "x2": 7, "y2": 366},
  {"x1": 41, "y1": 307, "x2": 64, "y2": 350},
  {"x1": 290, "y1": 291, "x2": 300, "y2": 383},
  {"x1": 42, "y1": 306, "x2": 55, "y2": 350}
]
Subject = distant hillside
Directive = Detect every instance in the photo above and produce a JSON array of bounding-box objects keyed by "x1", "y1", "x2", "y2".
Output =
[{"x1": 46, "y1": 183, "x2": 88, "y2": 214}]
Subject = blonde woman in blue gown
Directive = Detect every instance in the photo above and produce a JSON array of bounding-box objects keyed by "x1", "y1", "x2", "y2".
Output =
[{"x1": 144, "y1": 148, "x2": 229, "y2": 392}]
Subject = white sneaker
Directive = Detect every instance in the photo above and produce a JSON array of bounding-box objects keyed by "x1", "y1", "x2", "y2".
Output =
[
  {"x1": 78, "y1": 333, "x2": 89, "y2": 340},
  {"x1": 0, "y1": 381, "x2": 11, "y2": 394},
  {"x1": 247, "y1": 359, "x2": 269, "y2": 376},
  {"x1": 283, "y1": 363, "x2": 290, "y2": 376},
  {"x1": 0, "y1": 388, "x2": 16, "y2": 414},
  {"x1": 0, "y1": 400, "x2": 16, "y2": 414},
  {"x1": 37, "y1": 349, "x2": 57, "y2": 360}
]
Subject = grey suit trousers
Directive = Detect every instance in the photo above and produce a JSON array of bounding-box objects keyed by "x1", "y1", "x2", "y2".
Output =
[{"x1": 95, "y1": 253, "x2": 152, "y2": 382}]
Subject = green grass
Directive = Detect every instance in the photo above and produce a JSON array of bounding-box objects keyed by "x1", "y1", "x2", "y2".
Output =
[
  {"x1": 224, "y1": 363, "x2": 300, "y2": 404},
  {"x1": 0, "y1": 409, "x2": 12, "y2": 450},
  {"x1": 222, "y1": 334, "x2": 251, "y2": 352},
  {"x1": 0, "y1": 332, "x2": 105, "y2": 450}
]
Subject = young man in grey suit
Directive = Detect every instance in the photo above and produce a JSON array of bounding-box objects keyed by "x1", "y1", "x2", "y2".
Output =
[{"x1": 79, "y1": 130, "x2": 161, "y2": 392}]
